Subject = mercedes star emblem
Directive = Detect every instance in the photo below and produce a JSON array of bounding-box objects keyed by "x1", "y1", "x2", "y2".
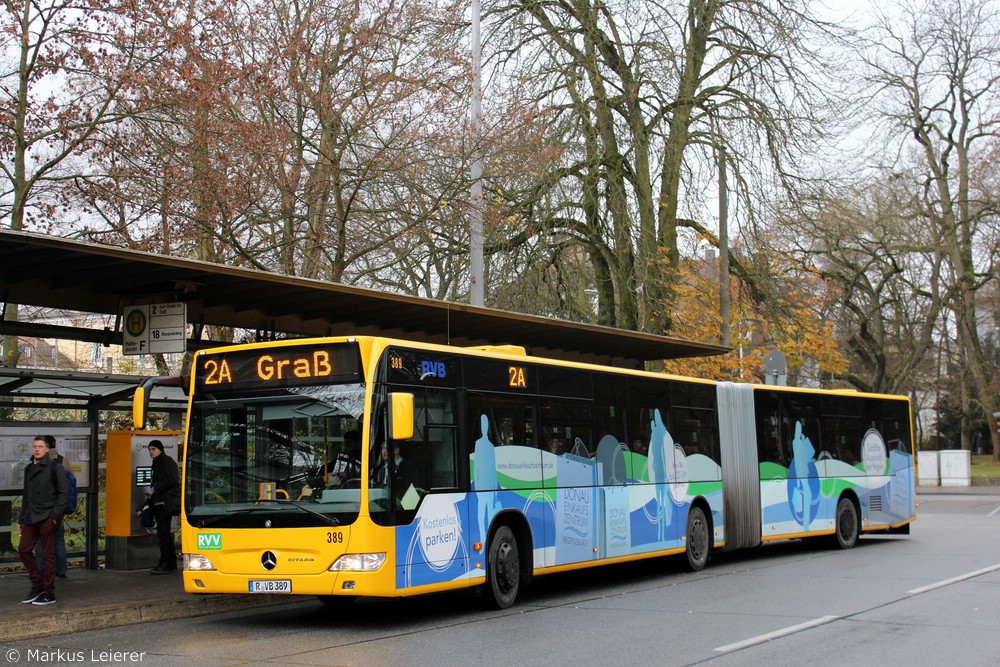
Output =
[{"x1": 261, "y1": 551, "x2": 277, "y2": 571}]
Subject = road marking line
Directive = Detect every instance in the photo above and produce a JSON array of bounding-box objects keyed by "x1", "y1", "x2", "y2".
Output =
[
  {"x1": 907, "y1": 563, "x2": 1000, "y2": 595},
  {"x1": 713, "y1": 616, "x2": 839, "y2": 653},
  {"x1": 988, "y1": 505, "x2": 1000, "y2": 517}
]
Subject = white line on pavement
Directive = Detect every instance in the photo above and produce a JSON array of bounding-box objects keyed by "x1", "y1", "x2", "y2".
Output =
[
  {"x1": 713, "y1": 616, "x2": 840, "y2": 653},
  {"x1": 907, "y1": 563, "x2": 1000, "y2": 595}
]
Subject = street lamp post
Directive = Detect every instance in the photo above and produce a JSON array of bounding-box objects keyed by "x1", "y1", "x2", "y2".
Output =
[{"x1": 469, "y1": 0, "x2": 484, "y2": 306}]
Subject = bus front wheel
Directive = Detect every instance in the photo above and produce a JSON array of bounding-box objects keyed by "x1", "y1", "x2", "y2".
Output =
[
  {"x1": 485, "y1": 525, "x2": 520, "y2": 609},
  {"x1": 685, "y1": 506, "x2": 710, "y2": 572},
  {"x1": 833, "y1": 497, "x2": 859, "y2": 549}
]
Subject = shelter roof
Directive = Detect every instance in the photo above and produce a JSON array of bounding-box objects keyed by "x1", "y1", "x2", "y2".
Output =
[
  {"x1": 0, "y1": 229, "x2": 728, "y2": 369},
  {"x1": 0, "y1": 367, "x2": 185, "y2": 409}
]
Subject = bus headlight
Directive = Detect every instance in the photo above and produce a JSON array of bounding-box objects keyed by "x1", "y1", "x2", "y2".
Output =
[
  {"x1": 183, "y1": 553, "x2": 217, "y2": 571},
  {"x1": 329, "y1": 553, "x2": 385, "y2": 571}
]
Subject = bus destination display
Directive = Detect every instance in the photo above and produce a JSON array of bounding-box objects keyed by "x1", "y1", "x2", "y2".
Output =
[{"x1": 195, "y1": 343, "x2": 362, "y2": 391}]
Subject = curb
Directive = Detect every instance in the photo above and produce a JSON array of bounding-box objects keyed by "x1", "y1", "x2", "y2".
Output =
[{"x1": 1, "y1": 594, "x2": 296, "y2": 644}]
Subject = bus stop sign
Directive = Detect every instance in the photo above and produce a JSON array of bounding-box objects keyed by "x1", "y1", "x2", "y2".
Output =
[{"x1": 122, "y1": 303, "x2": 187, "y2": 355}]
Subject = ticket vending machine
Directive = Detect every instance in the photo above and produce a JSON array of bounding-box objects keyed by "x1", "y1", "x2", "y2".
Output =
[{"x1": 106, "y1": 430, "x2": 182, "y2": 570}]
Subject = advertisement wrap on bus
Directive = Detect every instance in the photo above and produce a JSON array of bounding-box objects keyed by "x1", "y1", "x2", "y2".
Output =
[{"x1": 132, "y1": 336, "x2": 915, "y2": 609}]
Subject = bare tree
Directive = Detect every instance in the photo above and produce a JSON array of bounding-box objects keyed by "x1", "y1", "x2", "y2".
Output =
[
  {"x1": 0, "y1": 0, "x2": 164, "y2": 366},
  {"x1": 74, "y1": 0, "x2": 472, "y2": 301},
  {"x1": 787, "y1": 176, "x2": 948, "y2": 395},
  {"x1": 75, "y1": 0, "x2": 286, "y2": 266},
  {"x1": 485, "y1": 0, "x2": 840, "y2": 334},
  {"x1": 859, "y1": 0, "x2": 1000, "y2": 455}
]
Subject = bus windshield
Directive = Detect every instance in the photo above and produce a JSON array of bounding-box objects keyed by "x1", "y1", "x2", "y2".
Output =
[{"x1": 184, "y1": 382, "x2": 367, "y2": 529}]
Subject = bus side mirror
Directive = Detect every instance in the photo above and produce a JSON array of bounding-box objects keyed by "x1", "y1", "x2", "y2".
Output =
[
  {"x1": 133, "y1": 376, "x2": 183, "y2": 430},
  {"x1": 388, "y1": 392, "x2": 414, "y2": 440},
  {"x1": 133, "y1": 385, "x2": 149, "y2": 430}
]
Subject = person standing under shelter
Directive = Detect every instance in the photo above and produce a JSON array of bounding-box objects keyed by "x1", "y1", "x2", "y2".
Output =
[
  {"x1": 144, "y1": 440, "x2": 181, "y2": 574},
  {"x1": 33, "y1": 434, "x2": 68, "y2": 579},
  {"x1": 19, "y1": 435, "x2": 68, "y2": 606}
]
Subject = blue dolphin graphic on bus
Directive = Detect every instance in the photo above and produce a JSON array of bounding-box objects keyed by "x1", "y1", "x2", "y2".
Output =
[
  {"x1": 649, "y1": 408, "x2": 673, "y2": 542},
  {"x1": 787, "y1": 420, "x2": 820, "y2": 526}
]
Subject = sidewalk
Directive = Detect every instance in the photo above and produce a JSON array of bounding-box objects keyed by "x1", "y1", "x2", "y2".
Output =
[
  {"x1": 3, "y1": 484, "x2": 998, "y2": 643},
  {"x1": 917, "y1": 482, "x2": 1000, "y2": 495},
  {"x1": 0, "y1": 566, "x2": 296, "y2": 643}
]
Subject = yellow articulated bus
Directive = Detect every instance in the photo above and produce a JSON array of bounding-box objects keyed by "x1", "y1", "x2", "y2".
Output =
[{"x1": 133, "y1": 336, "x2": 916, "y2": 609}]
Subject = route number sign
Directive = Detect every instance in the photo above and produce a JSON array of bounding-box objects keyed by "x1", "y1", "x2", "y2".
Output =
[{"x1": 122, "y1": 303, "x2": 187, "y2": 355}]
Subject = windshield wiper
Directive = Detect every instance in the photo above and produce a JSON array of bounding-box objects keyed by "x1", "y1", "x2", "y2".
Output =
[
  {"x1": 193, "y1": 506, "x2": 273, "y2": 528},
  {"x1": 191, "y1": 499, "x2": 342, "y2": 528},
  {"x1": 272, "y1": 498, "x2": 342, "y2": 526}
]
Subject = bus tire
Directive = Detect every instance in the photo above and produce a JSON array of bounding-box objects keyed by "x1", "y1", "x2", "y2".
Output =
[
  {"x1": 685, "y1": 506, "x2": 710, "y2": 572},
  {"x1": 833, "y1": 496, "x2": 859, "y2": 549},
  {"x1": 485, "y1": 525, "x2": 520, "y2": 609}
]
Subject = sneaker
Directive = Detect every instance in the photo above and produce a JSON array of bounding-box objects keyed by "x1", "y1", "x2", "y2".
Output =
[
  {"x1": 32, "y1": 593, "x2": 56, "y2": 606},
  {"x1": 21, "y1": 587, "x2": 43, "y2": 604},
  {"x1": 150, "y1": 564, "x2": 170, "y2": 575}
]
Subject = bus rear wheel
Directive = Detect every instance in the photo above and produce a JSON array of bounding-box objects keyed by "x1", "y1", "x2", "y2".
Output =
[
  {"x1": 485, "y1": 525, "x2": 520, "y2": 609},
  {"x1": 833, "y1": 497, "x2": 859, "y2": 549},
  {"x1": 685, "y1": 506, "x2": 710, "y2": 572}
]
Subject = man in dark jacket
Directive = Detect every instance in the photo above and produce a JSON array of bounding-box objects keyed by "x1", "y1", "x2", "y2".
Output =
[
  {"x1": 34, "y1": 434, "x2": 68, "y2": 579},
  {"x1": 145, "y1": 440, "x2": 180, "y2": 574},
  {"x1": 19, "y1": 435, "x2": 68, "y2": 605}
]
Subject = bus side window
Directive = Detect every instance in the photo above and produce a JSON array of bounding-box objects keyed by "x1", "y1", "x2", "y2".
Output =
[
  {"x1": 821, "y1": 395, "x2": 866, "y2": 467},
  {"x1": 422, "y1": 385, "x2": 459, "y2": 490},
  {"x1": 428, "y1": 428, "x2": 458, "y2": 489},
  {"x1": 468, "y1": 394, "x2": 535, "y2": 449},
  {"x1": 785, "y1": 395, "x2": 822, "y2": 464},
  {"x1": 594, "y1": 373, "x2": 628, "y2": 447},
  {"x1": 541, "y1": 398, "x2": 593, "y2": 458},
  {"x1": 754, "y1": 391, "x2": 783, "y2": 465}
]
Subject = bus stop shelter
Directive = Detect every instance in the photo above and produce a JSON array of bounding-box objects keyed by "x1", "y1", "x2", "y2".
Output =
[
  {"x1": 0, "y1": 229, "x2": 727, "y2": 368},
  {"x1": 0, "y1": 368, "x2": 186, "y2": 569}
]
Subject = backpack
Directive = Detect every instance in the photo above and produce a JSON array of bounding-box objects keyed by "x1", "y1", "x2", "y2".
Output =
[
  {"x1": 64, "y1": 469, "x2": 78, "y2": 513},
  {"x1": 50, "y1": 462, "x2": 78, "y2": 514}
]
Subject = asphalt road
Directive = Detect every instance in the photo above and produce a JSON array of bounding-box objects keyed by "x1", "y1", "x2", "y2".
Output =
[{"x1": 5, "y1": 492, "x2": 999, "y2": 667}]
